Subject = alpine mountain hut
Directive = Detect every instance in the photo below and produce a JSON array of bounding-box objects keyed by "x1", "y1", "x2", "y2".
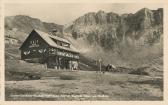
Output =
[{"x1": 19, "y1": 29, "x2": 79, "y2": 70}]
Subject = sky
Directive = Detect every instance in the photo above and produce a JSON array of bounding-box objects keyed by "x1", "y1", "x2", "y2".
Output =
[{"x1": 5, "y1": 3, "x2": 163, "y2": 25}]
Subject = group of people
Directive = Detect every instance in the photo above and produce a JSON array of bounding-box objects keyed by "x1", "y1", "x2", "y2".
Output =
[
  {"x1": 105, "y1": 64, "x2": 116, "y2": 72},
  {"x1": 96, "y1": 64, "x2": 116, "y2": 74}
]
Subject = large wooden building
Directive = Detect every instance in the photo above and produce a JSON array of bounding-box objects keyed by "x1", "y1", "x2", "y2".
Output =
[{"x1": 19, "y1": 29, "x2": 79, "y2": 70}]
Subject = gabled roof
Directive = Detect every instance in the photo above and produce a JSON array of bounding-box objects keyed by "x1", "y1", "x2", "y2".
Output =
[
  {"x1": 49, "y1": 33, "x2": 70, "y2": 44},
  {"x1": 20, "y1": 29, "x2": 79, "y2": 53},
  {"x1": 36, "y1": 29, "x2": 70, "y2": 44}
]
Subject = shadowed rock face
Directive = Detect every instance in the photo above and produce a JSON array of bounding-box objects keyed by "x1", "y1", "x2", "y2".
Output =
[
  {"x1": 65, "y1": 8, "x2": 163, "y2": 50},
  {"x1": 73, "y1": 10, "x2": 120, "y2": 25}
]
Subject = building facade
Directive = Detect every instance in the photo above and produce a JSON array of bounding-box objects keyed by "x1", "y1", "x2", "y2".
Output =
[{"x1": 19, "y1": 29, "x2": 79, "y2": 70}]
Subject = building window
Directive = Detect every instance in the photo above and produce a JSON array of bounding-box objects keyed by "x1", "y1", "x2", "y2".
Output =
[
  {"x1": 63, "y1": 43, "x2": 70, "y2": 48},
  {"x1": 29, "y1": 39, "x2": 39, "y2": 48},
  {"x1": 30, "y1": 40, "x2": 39, "y2": 44}
]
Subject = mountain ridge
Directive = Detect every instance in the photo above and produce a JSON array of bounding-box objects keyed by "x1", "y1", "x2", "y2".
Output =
[
  {"x1": 64, "y1": 8, "x2": 163, "y2": 50},
  {"x1": 5, "y1": 8, "x2": 163, "y2": 67},
  {"x1": 5, "y1": 15, "x2": 64, "y2": 33}
]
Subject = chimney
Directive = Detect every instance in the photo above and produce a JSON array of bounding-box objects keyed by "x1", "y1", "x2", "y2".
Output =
[{"x1": 50, "y1": 28, "x2": 58, "y2": 36}]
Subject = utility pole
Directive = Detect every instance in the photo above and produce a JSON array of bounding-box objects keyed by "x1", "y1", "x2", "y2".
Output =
[{"x1": 99, "y1": 59, "x2": 102, "y2": 73}]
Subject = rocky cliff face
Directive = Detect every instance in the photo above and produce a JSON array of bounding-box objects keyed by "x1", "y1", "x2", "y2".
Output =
[{"x1": 65, "y1": 8, "x2": 163, "y2": 50}]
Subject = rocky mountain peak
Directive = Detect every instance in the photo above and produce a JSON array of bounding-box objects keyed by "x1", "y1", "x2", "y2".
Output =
[
  {"x1": 97, "y1": 10, "x2": 105, "y2": 13},
  {"x1": 65, "y1": 8, "x2": 163, "y2": 50}
]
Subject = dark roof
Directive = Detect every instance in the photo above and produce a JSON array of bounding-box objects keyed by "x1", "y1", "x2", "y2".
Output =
[{"x1": 20, "y1": 29, "x2": 79, "y2": 53}]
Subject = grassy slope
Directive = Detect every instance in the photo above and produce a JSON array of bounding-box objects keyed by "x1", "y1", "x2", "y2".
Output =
[
  {"x1": 6, "y1": 70, "x2": 163, "y2": 101},
  {"x1": 5, "y1": 43, "x2": 163, "y2": 101}
]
